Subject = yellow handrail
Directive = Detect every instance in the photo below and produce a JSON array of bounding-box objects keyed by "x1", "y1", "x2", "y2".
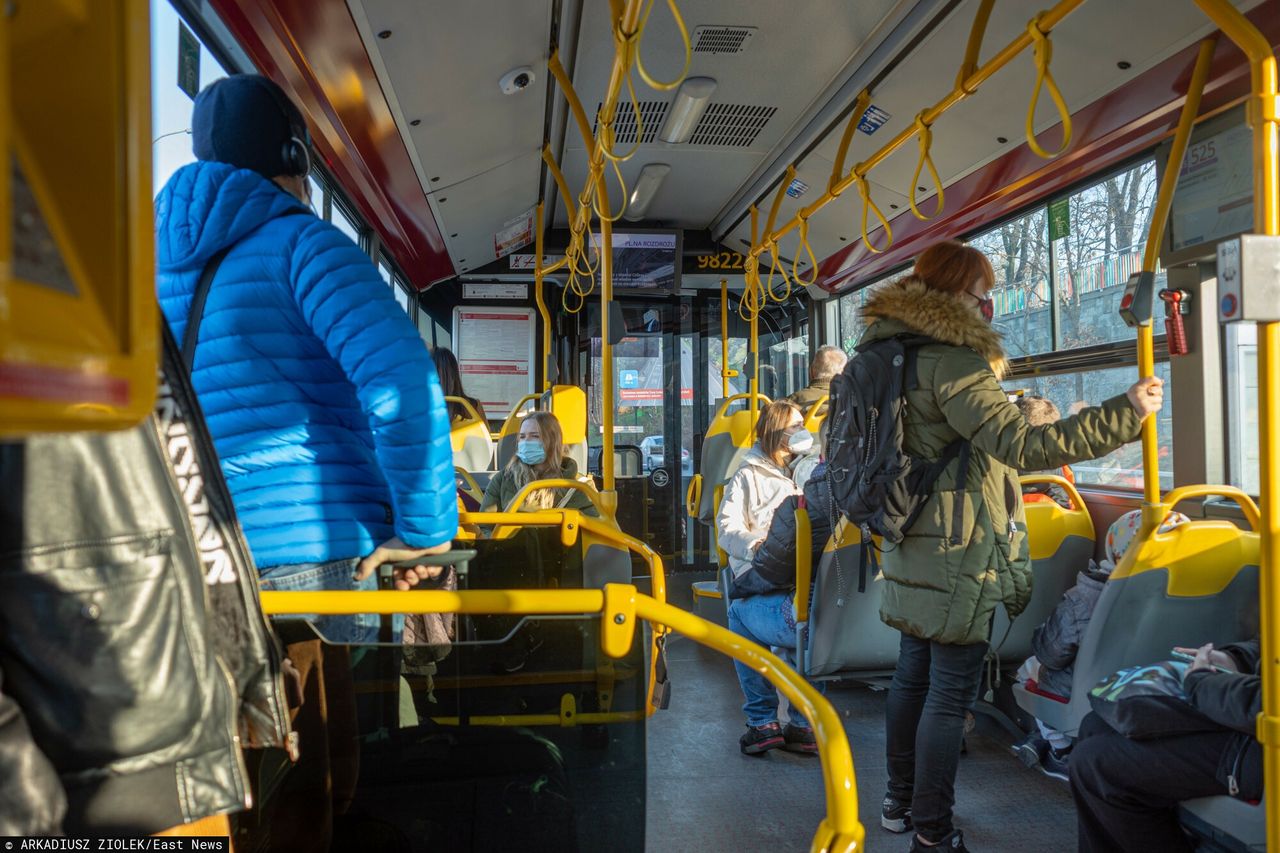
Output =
[
  {"x1": 1134, "y1": 37, "x2": 1218, "y2": 527},
  {"x1": 745, "y1": 0, "x2": 1086, "y2": 266},
  {"x1": 533, "y1": 201, "x2": 554, "y2": 390},
  {"x1": 1018, "y1": 473, "x2": 1088, "y2": 514},
  {"x1": 259, "y1": 584, "x2": 864, "y2": 851},
  {"x1": 1023, "y1": 13, "x2": 1074, "y2": 158},
  {"x1": 830, "y1": 90, "x2": 871, "y2": 194},
  {"x1": 956, "y1": 0, "x2": 996, "y2": 93},
  {"x1": 1162, "y1": 484, "x2": 1261, "y2": 530},
  {"x1": 909, "y1": 112, "x2": 945, "y2": 220},
  {"x1": 793, "y1": 506, "x2": 814, "y2": 623},
  {"x1": 500, "y1": 477, "x2": 606, "y2": 516},
  {"x1": 803, "y1": 395, "x2": 829, "y2": 433},
  {"x1": 1187, "y1": 6, "x2": 1278, "y2": 847},
  {"x1": 444, "y1": 395, "x2": 486, "y2": 425},
  {"x1": 720, "y1": 277, "x2": 734, "y2": 398}
]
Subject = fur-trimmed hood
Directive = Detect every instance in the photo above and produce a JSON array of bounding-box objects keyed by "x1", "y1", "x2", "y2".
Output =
[{"x1": 862, "y1": 276, "x2": 1009, "y2": 379}]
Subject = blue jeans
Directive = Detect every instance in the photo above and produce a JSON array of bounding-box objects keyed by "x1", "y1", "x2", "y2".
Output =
[
  {"x1": 258, "y1": 558, "x2": 402, "y2": 645},
  {"x1": 727, "y1": 591, "x2": 826, "y2": 728}
]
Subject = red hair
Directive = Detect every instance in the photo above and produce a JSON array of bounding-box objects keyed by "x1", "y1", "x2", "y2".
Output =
[{"x1": 914, "y1": 241, "x2": 996, "y2": 295}]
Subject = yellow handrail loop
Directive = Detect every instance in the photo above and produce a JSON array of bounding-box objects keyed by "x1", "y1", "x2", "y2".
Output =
[
  {"x1": 791, "y1": 214, "x2": 820, "y2": 287},
  {"x1": 1024, "y1": 13, "x2": 1073, "y2": 159},
  {"x1": 634, "y1": 0, "x2": 692, "y2": 91},
  {"x1": 909, "y1": 112, "x2": 945, "y2": 220},
  {"x1": 600, "y1": 67, "x2": 646, "y2": 164},
  {"x1": 765, "y1": 239, "x2": 793, "y2": 303},
  {"x1": 853, "y1": 172, "x2": 893, "y2": 254}
]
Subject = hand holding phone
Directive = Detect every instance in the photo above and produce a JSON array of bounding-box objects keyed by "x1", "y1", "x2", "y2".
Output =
[{"x1": 1172, "y1": 645, "x2": 1235, "y2": 673}]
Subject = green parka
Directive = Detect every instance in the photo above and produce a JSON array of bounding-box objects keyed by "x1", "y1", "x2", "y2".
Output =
[{"x1": 860, "y1": 277, "x2": 1142, "y2": 645}]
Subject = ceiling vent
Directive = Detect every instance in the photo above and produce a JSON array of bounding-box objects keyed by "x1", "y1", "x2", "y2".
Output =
[
  {"x1": 687, "y1": 104, "x2": 777, "y2": 147},
  {"x1": 691, "y1": 26, "x2": 756, "y2": 54},
  {"x1": 593, "y1": 100, "x2": 670, "y2": 145}
]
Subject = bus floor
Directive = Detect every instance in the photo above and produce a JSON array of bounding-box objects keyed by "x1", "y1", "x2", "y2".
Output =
[{"x1": 647, "y1": 617, "x2": 1076, "y2": 850}]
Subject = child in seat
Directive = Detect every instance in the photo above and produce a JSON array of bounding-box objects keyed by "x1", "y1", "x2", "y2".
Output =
[{"x1": 1013, "y1": 508, "x2": 1190, "y2": 780}]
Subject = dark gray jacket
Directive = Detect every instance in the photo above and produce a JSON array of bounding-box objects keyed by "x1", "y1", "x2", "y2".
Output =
[
  {"x1": 0, "y1": 332, "x2": 291, "y2": 835},
  {"x1": 1184, "y1": 640, "x2": 1263, "y2": 798},
  {"x1": 729, "y1": 466, "x2": 836, "y2": 600},
  {"x1": 1030, "y1": 563, "x2": 1109, "y2": 698}
]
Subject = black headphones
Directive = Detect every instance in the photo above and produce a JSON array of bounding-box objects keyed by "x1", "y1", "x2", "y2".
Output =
[{"x1": 250, "y1": 76, "x2": 311, "y2": 177}]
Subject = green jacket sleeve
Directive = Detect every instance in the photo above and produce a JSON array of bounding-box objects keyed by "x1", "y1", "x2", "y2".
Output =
[
  {"x1": 481, "y1": 470, "x2": 507, "y2": 511},
  {"x1": 931, "y1": 349, "x2": 1143, "y2": 471}
]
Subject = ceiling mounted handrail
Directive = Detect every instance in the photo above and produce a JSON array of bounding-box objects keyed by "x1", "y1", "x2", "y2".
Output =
[
  {"x1": 742, "y1": 0, "x2": 1086, "y2": 276},
  {"x1": 829, "y1": 89, "x2": 871, "y2": 194}
]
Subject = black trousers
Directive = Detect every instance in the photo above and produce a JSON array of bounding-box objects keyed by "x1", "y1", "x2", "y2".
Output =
[
  {"x1": 885, "y1": 632, "x2": 989, "y2": 841},
  {"x1": 1069, "y1": 712, "x2": 1259, "y2": 852}
]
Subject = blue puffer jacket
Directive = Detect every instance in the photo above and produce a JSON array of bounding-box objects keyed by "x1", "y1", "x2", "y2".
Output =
[{"x1": 156, "y1": 161, "x2": 457, "y2": 569}]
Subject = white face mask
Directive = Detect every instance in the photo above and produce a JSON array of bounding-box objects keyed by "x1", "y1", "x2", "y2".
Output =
[{"x1": 787, "y1": 430, "x2": 814, "y2": 454}]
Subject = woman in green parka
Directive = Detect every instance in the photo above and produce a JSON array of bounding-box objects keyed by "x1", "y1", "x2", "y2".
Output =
[{"x1": 864, "y1": 241, "x2": 1164, "y2": 852}]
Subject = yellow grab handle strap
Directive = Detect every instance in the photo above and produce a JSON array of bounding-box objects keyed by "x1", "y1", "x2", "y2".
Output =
[
  {"x1": 830, "y1": 89, "x2": 871, "y2": 194},
  {"x1": 634, "y1": 0, "x2": 692, "y2": 92},
  {"x1": 854, "y1": 173, "x2": 893, "y2": 254},
  {"x1": 909, "y1": 113, "x2": 945, "y2": 221},
  {"x1": 1025, "y1": 14, "x2": 1073, "y2": 159},
  {"x1": 765, "y1": 240, "x2": 793, "y2": 303},
  {"x1": 791, "y1": 216, "x2": 820, "y2": 287}
]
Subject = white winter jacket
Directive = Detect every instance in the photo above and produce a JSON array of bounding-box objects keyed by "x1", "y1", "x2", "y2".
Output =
[{"x1": 717, "y1": 446, "x2": 803, "y2": 578}]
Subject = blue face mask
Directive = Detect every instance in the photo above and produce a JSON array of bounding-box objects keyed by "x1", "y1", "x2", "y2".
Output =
[{"x1": 517, "y1": 440, "x2": 547, "y2": 465}]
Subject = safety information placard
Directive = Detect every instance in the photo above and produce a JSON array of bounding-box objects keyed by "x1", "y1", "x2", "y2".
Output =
[{"x1": 452, "y1": 307, "x2": 535, "y2": 415}]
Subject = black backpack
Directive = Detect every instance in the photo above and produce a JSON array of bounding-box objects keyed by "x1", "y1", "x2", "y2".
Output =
[{"x1": 824, "y1": 333, "x2": 972, "y2": 598}]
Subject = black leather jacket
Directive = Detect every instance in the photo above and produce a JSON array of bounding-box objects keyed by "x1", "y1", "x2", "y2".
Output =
[{"x1": 0, "y1": 332, "x2": 291, "y2": 835}]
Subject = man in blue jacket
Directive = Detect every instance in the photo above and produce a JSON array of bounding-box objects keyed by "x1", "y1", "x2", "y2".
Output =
[{"x1": 156, "y1": 74, "x2": 457, "y2": 642}]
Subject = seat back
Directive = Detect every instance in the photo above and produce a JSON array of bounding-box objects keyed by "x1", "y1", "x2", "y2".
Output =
[
  {"x1": 447, "y1": 396, "x2": 494, "y2": 472},
  {"x1": 805, "y1": 522, "x2": 901, "y2": 676},
  {"x1": 1021, "y1": 513, "x2": 1259, "y2": 737},
  {"x1": 991, "y1": 475, "x2": 1094, "y2": 663},
  {"x1": 691, "y1": 394, "x2": 767, "y2": 522},
  {"x1": 542, "y1": 385, "x2": 588, "y2": 473}
]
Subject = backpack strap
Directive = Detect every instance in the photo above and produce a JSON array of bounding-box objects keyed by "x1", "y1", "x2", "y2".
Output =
[
  {"x1": 181, "y1": 245, "x2": 233, "y2": 373},
  {"x1": 180, "y1": 208, "x2": 311, "y2": 373}
]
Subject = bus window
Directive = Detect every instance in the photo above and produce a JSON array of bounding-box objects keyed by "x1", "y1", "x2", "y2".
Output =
[
  {"x1": 968, "y1": 209, "x2": 1052, "y2": 358},
  {"x1": 1019, "y1": 362, "x2": 1174, "y2": 491},
  {"x1": 1226, "y1": 322, "x2": 1259, "y2": 496}
]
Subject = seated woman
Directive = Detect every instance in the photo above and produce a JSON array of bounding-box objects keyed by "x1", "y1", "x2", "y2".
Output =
[
  {"x1": 432, "y1": 346, "x2": 487, "y2": 424},
  {"x1": 715, "y1": 400, "x2": 815, "y2": 754},
  {"x1": 726, "y1": 421, "x2": 834, "y2": 756},
  {"x1": 480, "y1": 411, "x2": 597, "y2": 516}
]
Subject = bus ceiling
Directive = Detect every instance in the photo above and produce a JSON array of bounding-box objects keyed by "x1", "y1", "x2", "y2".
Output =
[{"x1": 209, "y1": 0, "x2": 1275, "y2": 292}]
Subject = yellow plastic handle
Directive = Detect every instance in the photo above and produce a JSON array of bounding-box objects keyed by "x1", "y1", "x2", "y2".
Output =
[
  {"x1": 793, "y1": 506, "x2": 813, "y2": 622},
  {"x1": 1018, "y1": 473, "x2": 1085, "y2": 513},
  {"x1": 909, "y1": 113, "x2": 945, "y2": 221},
  {"x1": 455, "y1": 466, "x2": 485, "y2": 504},
  {"x1": 501, "y1": 477, "x2": 606, "y2": 516},
  {"x1": 803, "y1": 395, "x2": 829, "y2": 433},
  {"x1": 711, "y1": 392, "x2": 774, "y2": 423},
  {"x1": 444, "y1": 396, "x2": 486, "y2": 425},
  {"x1": 1162, "y1": 484, "x2": 1261, "y2": 531},
  {"x1": 854, "y1": 173, "x2": 893, "y2": 254},
  {"x1": 686, "y1": 473, "x2": 703, "y2": 518}
]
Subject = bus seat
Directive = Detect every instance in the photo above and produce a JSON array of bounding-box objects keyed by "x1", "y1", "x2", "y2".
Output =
[
  {"x1": 543, "y1": 385, "x2": 588, "y2": 473},
  {"x1": 495, "y1": 393, "x2": 539, "y2": 470},
  {"x1": 802, "y1": 395, "x2": 828, "y2": 436},
  {"x1": 990, "y1": 476, "x2": 1094, "y2": 663},
  {"x1": 447, "y1": 396, "x2": 494, "y2": 472},
  {"x1": 1180, "y1": 797, "x2": 1266, "y2": 852},
  {"x1": 1013, "y1": 514, "x2": 1260, "y2": 738},
  {"x1": 803, "y1": 522, "x2": 901, "y2": 676},
  {"x1": 692, "y1": 394, "x2": 768, "y2": 522}
]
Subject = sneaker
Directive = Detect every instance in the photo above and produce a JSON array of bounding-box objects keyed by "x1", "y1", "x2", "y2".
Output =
[
  {"x1": 909, "y1": 829, "x2": 969, "y2": 851},
  {"x1": 1040, "y1": 745, "x2": 1070, "y2": 781},
  {"x1": 782, "y1": 723, "x2": 818, "y2": 754},
  {"x1": 739, "y1": 722, "x2": 784, "y2": 755},
  {"x1": 1012, "y1": 733, "x2": 1048, "y2": 769},
  {"x1": 881, "y1": 795, "x2": 913, "y2": 834}
]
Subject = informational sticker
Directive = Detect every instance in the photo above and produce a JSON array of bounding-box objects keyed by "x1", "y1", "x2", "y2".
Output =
[
  {"x1": 857, "y1": 104, "x2": 891, "y2": 135},
  {"x1": 786, "y1": 178, "x2": 809, "y2": 199},
  {"x1": 619, "y1": 369, "x2": 640, "y2": 389},
  {"x1": 462, "y1": 282, "x2": 528, "y2": 300},
  {"x1": 177, "y1": 22, "x2": 201, "y2": 100},
  {"x1": 651, "y1": 468, "x2": 670, "y2": 488},
  {"x1": 493, "y1": 208, "x2": 534, "y2": 259},
  {"x1": 1048, "y1": 198, "x2": 1071, "y2": 242},
  {"x1": 452, "y1": 307, "x2": 535, "y2": 414},
  {"x1": 509, "y1": 253, "x2": 565, "y2": 270}
]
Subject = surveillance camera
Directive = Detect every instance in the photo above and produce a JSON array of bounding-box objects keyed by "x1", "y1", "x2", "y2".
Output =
[{"x1": 500, "y1": 67, "x2": 536, "y2": 95}]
